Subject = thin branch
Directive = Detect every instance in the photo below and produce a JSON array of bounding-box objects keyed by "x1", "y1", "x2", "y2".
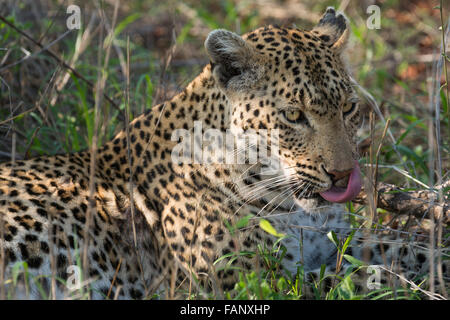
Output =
[{"x1": 353, "y1": 181, "x2": 449, "y2": 223}]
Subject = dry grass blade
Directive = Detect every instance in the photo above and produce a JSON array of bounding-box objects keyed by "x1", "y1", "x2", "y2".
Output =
[
  {"x1": 120, "y1": 32, "x2": 151, "y2": 294},
  {"x1": 367, "y1": 117, "x2": 391, "y2": 226},
  {"x1": 154, "y1": 27, "x2": 177, "y2": 105},
  {"x1": 48, "y1": 214, "x2": 56, "y2": 300},
  {"x1": 429, "y1": 10, "x2": 449, "y2": 298},
  {"x1": 49, "y1": 13, "x2": 98, "y2": 107},
  {"x1": 106, "y1": 258, "x2": 122, "y2": 299},
  {"x1": 439, "y1": 4, "x2": 449, "y2": 138},
  {"x1": 82, "y1": 0, "x2": 119, "y2": 291},
  {"x1": 124, "y1": 35, "x2": 138, "y2": 248}
]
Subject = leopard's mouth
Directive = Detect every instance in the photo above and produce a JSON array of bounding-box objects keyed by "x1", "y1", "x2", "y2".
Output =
[
  {"x1": 318, "y1": 161, "x2": 362, "y2": 203},
  {"x1": 334, "y1": 174, "x2": 350, "y2": 188}
]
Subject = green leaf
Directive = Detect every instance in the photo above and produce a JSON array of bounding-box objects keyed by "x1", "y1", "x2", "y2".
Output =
[
  {"x1": 235, "y1": 214, "x2": 254, "y2": 229},
  {"x1": 440, "y1": 88, "x2": 448, "y2": 117},
  {"x1": 223, "y1": 218, "x2": 234, "y2": 235},
  {"x1": 337, "y1": 275, "x2": 355, "y2": 299},
  {"x1": 11, "y1": 261, "x2": 28, "y2": 286},
  {"x1": 259, "y1": 219, "x2": 284, "y2": 238},
  {"x1": 341, "y1": 230, "x2": 356, "y2": 254},
  {"x1": 327, "y1": 231, "x2": 339, "y2": 250},
  {"x1": 319, "y1": 264, "x2": 326, "y2": 282},
  {"x1": 32, "y1": 276, "x2": 49, "y2": 300},
  {"x1": 277, "y1": 277, "x2": 287, "y2": 291},
  {"x1": 213, "y1": 251, "x2": 255, "y2": 266},
  {"x1": 343, "y1": 254, "x2": 365, "y2": 267},
  {"x1": 109, "y1": 13, "x2": 142, "y2": 44}
]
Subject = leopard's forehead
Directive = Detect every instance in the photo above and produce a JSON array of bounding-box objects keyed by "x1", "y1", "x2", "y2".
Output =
[{"x1": 243, "y1": 26, "x2": 353, "y2": 116}]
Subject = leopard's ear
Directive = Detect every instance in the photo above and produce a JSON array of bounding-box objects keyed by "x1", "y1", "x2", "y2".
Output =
[
  {"x1": 312, "y1": 7, "x2": 349, "y2": 52},
  {"x1": 205, "y1": 29, "x2": 265, "y2": 92}
]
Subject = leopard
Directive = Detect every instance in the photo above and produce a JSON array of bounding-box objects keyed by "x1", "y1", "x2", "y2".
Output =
[{"x1": 0, "y1": 7, "x2": 448, "y2": 299}]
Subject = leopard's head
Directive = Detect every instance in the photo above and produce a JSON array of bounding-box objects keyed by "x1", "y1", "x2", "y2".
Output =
[{"x1": 205, "y1": 7, "x2": 362, "y2": 203}]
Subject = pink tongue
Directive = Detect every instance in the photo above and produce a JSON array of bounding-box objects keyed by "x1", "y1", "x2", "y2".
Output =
[{"x1": 319, "y1": 161, "x2": 362, "y2": 203}]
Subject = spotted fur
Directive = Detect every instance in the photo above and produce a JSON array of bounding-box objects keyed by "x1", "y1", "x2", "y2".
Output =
[{"x1": 0, "y1": 7, "x2": 447, "y2": 299}]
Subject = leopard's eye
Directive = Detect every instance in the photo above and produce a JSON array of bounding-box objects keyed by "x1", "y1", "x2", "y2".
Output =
[
  {"x1": 283, "y1": 110, "x2": 305, "y2": 123},
  {"x1": 343, "y1": 101, "x2": 357, "y2": 117}
]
